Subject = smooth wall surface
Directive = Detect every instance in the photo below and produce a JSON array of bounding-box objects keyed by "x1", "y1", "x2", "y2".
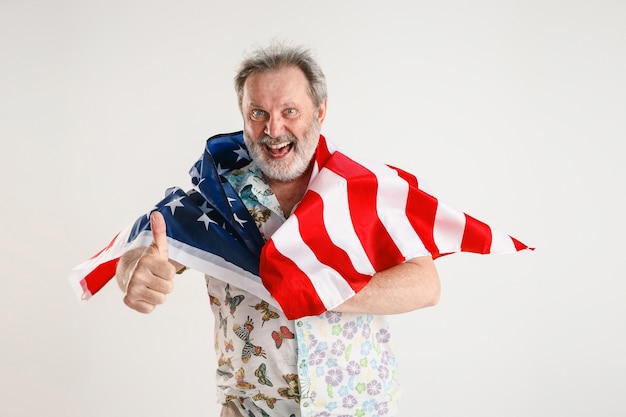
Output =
[{"x1": 1, "y1": 1, "x2": 625, "y2": 416}]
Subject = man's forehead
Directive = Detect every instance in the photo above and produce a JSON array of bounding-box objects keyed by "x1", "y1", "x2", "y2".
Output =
[{"x1": 242, "y1": 67, "x2": 312, "y2": 106}]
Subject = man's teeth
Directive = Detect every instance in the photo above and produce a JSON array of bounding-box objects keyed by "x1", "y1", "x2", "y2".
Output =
[
  {"x1": 266, "y1": 142, "x2": 292, "y2": 156},
  {"x1": 267, "y1": 142, "x2": 290, "y2": 150}
]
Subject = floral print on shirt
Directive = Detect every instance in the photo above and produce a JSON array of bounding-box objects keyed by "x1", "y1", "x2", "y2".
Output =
[{"x1": 295, "y1": 312, "x2": 400, "y2": 417}]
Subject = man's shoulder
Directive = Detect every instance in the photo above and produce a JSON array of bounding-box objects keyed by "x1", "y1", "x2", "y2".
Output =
[
  {"x1": 206, "y1": 130, "x2": 244, "y2": 144},
  {"x1": 200, "y1": 130, "x2": 251, "y2": 171}
]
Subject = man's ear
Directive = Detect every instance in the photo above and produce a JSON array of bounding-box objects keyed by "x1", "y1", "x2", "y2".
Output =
[{"x1": 316, "y1": 98, "x2": 328, "y2": 125}]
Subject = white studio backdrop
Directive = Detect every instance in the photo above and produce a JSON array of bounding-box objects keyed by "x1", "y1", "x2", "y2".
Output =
[{"x1": 1, "y1": 1, "x2": 625, "y2": 416}]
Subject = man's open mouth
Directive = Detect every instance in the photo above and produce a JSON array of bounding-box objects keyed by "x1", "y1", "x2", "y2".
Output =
[{"x1": 266, "y1": 141, "x2": 293, "y2": 158}]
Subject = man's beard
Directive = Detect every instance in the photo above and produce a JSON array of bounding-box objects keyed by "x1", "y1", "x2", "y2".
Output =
[{"x1": 244, "y1": 118, "x2": 320, "y2": 182}]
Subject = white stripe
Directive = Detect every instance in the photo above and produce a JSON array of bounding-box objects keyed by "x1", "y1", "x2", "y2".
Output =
[
  {"x1": 270, "y1": 210, "x2": 356, "y2": 311},
  {"x1": 308, "y1": 168, "x2": 376, "y2": 275},
  {"x1": 307, "y1": 137, "x2": 337, "y2": 187},
  {"x1": 166, "y1": 240, "x2": 281, "y2": 309},
  {"x1": 489, "y1": 228, "x2": 517, "y2": 254},
  {"x1": 433, "y1": 202, "x2": 466, "y2": 252},
  {"x1": 359, "y1": 160, "x2": 431, "y2": 259}
]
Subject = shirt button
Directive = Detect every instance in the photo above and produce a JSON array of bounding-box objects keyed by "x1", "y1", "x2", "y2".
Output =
[
  {"x1": 303, "y1": 402, "x2": 310, "y2": 407},
  {"x1": 297, "y1": 321, "x2": 303, "y2": 327}
]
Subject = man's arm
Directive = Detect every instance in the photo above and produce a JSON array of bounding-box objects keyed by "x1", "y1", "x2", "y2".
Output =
[
  {"x1": 333, "y1": 256, "x2": 440, "y2": 315},
  {"x1": 116, "y1": 212, "x2": 183, "y2": 314}
]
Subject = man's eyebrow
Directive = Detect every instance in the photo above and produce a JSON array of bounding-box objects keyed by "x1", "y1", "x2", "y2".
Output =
[{"x1": 247, "y1": 101, "x2": 299, "y2": 108}]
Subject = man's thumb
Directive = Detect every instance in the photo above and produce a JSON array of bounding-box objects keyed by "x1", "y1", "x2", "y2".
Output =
[{"x1": 150, "y1": 211, "x2": 169, "y2": 260}]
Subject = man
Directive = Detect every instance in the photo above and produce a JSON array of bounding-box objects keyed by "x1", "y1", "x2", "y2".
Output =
[{"x1": 116, "y1": 43, "x2": 440, "y2": 417}]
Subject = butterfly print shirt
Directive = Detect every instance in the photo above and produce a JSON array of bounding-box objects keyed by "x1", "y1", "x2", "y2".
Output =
[{"x1": 207, "y1": 163, "x2": 401, "y2": 417}]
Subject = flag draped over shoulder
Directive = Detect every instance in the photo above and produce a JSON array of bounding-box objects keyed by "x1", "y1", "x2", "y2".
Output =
[
  {"x1": 261, "y1": 151, "x2": 532, "y2": 318},
  {"x1": 68, "y1": 132, "x2": 271, "y2": 304},
  {"x1": 69, "y1": 131, "x2": 533, "y2": 319}
]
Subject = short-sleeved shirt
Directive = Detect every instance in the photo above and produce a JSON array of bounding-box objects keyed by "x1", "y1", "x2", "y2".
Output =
[{"x1": 208, "y1": 162, "x2": 400, "y2": 417}]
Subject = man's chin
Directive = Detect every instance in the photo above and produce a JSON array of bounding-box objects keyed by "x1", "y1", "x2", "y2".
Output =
[
  {"x1": 261, "y1": 159, "x2": 310, "y2": 182},
  {"x1": 262, "y1": 169, "x2": 302, "y2": 183}
]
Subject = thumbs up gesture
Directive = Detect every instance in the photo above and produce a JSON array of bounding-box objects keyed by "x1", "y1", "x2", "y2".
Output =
[{"x1": 120, "y1": 212, "x2": 179, "y2": 313}]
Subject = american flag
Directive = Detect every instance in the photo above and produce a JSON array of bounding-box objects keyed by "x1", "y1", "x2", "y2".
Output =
[{"x1": 69, "y1": 131, "x2": 533, "y2": 319}]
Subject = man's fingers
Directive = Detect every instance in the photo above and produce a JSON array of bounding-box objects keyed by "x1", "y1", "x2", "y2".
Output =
[
  {"x1": 126, "y1": 285, "x2": 169, "y2": 305},
  {"x1": 124, "y1": 277, "x2": 173, "y2": 314},
  {"x1": 150, "y1": 211, "x2": 169, "y2": 260},
  {"x1": 124, "y1": 297, "x2": 157, "y2": 314}
]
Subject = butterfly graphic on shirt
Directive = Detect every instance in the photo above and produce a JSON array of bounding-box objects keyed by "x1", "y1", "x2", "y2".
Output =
[
  {"x1": 250, "y1": 206, "x2": 272, "y2": 229},
  {"x1": 250, "y1": 300, "x2": 280, "y2": 326},
  {"x1": 271, "y1": 326, "x2": 295, "y2": 349},
  {"x1": 241, "y1": 341, "x2": 266, "y2": 363},
  {"x1": 224, "y1": 339, "x2": 234, "y2": 352},
  {"x1": 233, "y1": 316, "x2": 267, "y2": 363},
  {"x1": 234, "y1": 367, "x2": 256, "y2": 390},
  {"x1": 224, "y1": 395, "x2": 239, "y2": 405},
  {"x1": 225, "y1": 284, "x2": 244, "y2": 316},
  {"x1": 254, "y1": 363, "x2": 273, "y2": 387},
  {"x1": 233, "y1": 316, "x2": 255, "y2": 340},
  {"x1": 218, "y1": 354, "x2": 234, "y2": 370},
  {"x1": 216, "y1": 369, "x2": 234, "y2": 381},
  {"x1": 252, "y1": 392, "x2": 278, "y2": 409},
  {"x1": 277, "y1": 373, "x2": 300, "y2": 403},
  {"x1": 208, "y1": 293, "x2": 221, "y2": 306},
  {"x1": 218, "y1": 310, "x2": 228, "y2": 338}
]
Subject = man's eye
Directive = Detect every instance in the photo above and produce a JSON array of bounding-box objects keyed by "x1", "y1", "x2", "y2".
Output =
[
  {"x1": 284, "y1": 108, "x2": 297, "y2": 116},
  {"x1": 250, "y1": 110, "x2": 266, "y2": 120}
]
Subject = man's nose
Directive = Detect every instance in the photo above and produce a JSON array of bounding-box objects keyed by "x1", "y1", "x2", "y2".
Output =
[{"x1": 264, "y1": 116, "x2": 285, "y2": 138}]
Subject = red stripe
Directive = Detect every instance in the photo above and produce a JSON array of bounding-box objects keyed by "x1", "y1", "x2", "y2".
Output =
[
  {"x1": 392, "y1": 166, "x2": 442, "y2": 258},
  {"x1": 324, "y1": 153, "x2": 404, "y2": 271},
  {"x1": 83, "y1": 257, "x2": 120, "y2": 296},
  {"x1": 296, "y1": 191, "x2": 371, "y2": 292},
  {"x1": 315, "y1": 135, "x2": 333, "y2": 167},
  {"x1": 460, "y1": 214, "x2": 492, "y2": 254},
  {"x1": 511, "y1": 235, "x2": 533, "y2": 251},
  {"x1": 260, "y1": 240, "x2": 326, "y2": 319}
]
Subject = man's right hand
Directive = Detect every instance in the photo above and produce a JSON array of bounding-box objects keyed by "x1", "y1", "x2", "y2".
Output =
[{"x1": 120, "y1": 211, "x2": 177, "y2": 313}]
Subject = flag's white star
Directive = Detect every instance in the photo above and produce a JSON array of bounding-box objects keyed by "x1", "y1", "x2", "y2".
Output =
[
  {"x1": 227, "y1": 197, "x2": 236, "y2": 207},
  {"x1": 233, "y1": 213, "x2": 247, "y2": 227},
  {"x1": 200, "y1": 201, "x2": 214, "y2": 214},
  {"x1": 165, "y1": 187, "x2": 179, "y2": 196},
  {"x1": 192, "y1": 177, "x2": 205, "y2": 193},
  {"x1": 197, "y1": 213, "x2": 218, "y2": 230},
  {"x1": 165, "y1": 198, "x2": 184, "y2": 215},
  {"x1": 233, "y1": 145, "x2": 249, "y2": 162},
  {"x1": 216, "y1": 163, "x2": 229, "y2": 176}
]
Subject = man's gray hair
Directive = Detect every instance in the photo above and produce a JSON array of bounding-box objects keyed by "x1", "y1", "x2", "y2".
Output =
[{"x1": 234, "y1": 42, "x2": 327, "y2": 110}]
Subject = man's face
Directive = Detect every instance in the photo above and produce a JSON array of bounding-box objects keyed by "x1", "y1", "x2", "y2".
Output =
[{"x1": 241, "y1": 65, "x2": 326, "y2": 182}]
